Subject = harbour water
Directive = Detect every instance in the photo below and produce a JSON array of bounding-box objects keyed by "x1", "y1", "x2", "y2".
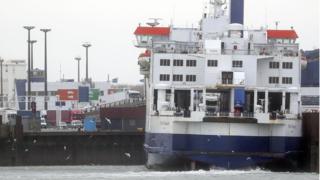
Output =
[{"x1": 0, "y1": 166, "x2": 318, "y2": 180}]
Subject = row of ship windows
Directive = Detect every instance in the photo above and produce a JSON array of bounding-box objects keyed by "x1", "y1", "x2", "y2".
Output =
[
  {"x1": 160, "y1": 74, "x2": 197, "y2": 82},
  {"x1": 161, "y1": 60, "x2": 294, "y2": 70},
  {"x1": 269, "y1": 62, "x2": 293, "y2": 69},
  {"x1": 160, "y1": 59, "x2": 243, "y2": 68},
  {"x1": 160, "y1": 59, "x2": 197, "y2": 67},
  {"x1": 160, "y1": 75, "x2": 292, "y2": 84},
  {"x1": 269, "y1": 77, "x2": 293, "y2": 84}
]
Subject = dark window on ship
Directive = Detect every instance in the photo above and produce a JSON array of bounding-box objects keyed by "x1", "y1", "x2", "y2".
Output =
[
  {"x1": 269, "y1": 77, "x2": 279, "y2": 84},
  {"x1": 269, "y1": 62, "x2": 279, "y2": 69},
  {"x1": 159, "y1": 74, "x2": 170, "y2": 81},
  {"x1": 208, "y1": 60, "x2": 218, "y2": 67},
  {"x1": 282, "y1": 62, "x2": 293, "y2": 69},
  {"x1": 100, "y1": 91, "x2": 104, "y2": 96},
  {"x1": 233, "y1": 45, "x2": 238, "y2": 50},
  {"x1": 160, "y1": 59, "x2": 170, "y2": 66},
  {"x1": 186, "y1": 75, "x2": 196, "y2": 82},
  {"x1": 186, "y1": 60, "x2": 197, "y2": 67},
  {"x1": 173, "y1": 59, "x2": 183, "y2": 66},
  {"x1": 232, "y1": 60, "x2": 243, "y2": 68},
  {"x1": 173, "y1": 74, "x2": 183, "y2": 82},
  {"x1": 282, "y1": 77, "x2": 293, "y2": 84}
]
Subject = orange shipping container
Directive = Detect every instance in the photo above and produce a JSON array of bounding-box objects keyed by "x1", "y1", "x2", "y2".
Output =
[{"x1": 57, "y1": 89, "x2": 79, "y2": 101}]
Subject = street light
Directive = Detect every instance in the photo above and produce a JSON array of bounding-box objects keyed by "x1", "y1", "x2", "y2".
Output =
[
  {"x1": 82, "y1": 43, "x2": 91, "y2": 83},
  {"x1": 30, "y1": 40, "x2": 37, "y2": 71},
  {"x1": 0, "y1": 58, "x2": 3, "y2": 108},
  {"x1": 23, "y1": 26, "x2": 35, "y2": 110},
  {"x1": 74, "y1": 57, "x2": 81, "y2": 82},
  {"x1": 40, "y1": 28, "x2": 51, "y2": 110}
]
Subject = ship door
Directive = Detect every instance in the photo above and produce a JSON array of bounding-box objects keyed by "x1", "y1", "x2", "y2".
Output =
[
  {"x1": 174, "y1": 90, "x2": 190, "y2": 111},
  {"x1": 222, "y1": 72, "x2": 233, "y2": 84}
]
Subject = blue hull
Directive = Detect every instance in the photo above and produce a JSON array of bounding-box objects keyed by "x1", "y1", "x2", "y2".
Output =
[{"x1": 145, "y1": 133, "x2": 302, "y2": 169}]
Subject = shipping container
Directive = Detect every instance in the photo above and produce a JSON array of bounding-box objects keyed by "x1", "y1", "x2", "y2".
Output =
[
  {"x1": 100, "y1": 106, "x2": 146, "y2": 132},
  {"x1": 17, "y1": 111, "x2": 41, "y2": 132},
  {"x1": 47, "y1": 110, "x2": 72, "y2": 126},
  {"x1": 57, "y1": 89, "x2": 79, "y2": 101},
  {"x1": 79, "y1": 86, "x2": 89, "y2": 102}
]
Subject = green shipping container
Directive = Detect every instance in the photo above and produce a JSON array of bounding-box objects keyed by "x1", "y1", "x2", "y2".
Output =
[{"x1": 90, "y1": 89, "x2": 100, "y2": 101}]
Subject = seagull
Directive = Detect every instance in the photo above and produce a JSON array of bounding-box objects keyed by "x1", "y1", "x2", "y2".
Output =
[
  {"x1": 65, "y1": 155, "x2": 71, "y2": 160},
  {"x1": 33, "y1": 139, "x2": 37, "y2": 144},
  {"x1": 25, "y1": 149, "x2": 29, "y2": 152},
  {"x1": 124, "y1": 153, "x2": 131, "y2": 158},
  {"x1": 105, "y1": 118, "x2": 112, "y2": 124},
  {"x1": 64, "y1": 146, "x2": 67, "y2": 151},
  {"x1": 246, "y1": 157, "x2": 251, "y2": 160}
]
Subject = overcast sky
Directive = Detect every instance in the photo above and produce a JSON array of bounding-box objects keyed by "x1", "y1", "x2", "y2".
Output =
[{"x1": 0, "y1": 0, "x2": 319, "y2": 84}]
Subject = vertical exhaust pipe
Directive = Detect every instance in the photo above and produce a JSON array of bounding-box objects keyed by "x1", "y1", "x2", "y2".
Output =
[{"x1": 230, "y1": 0, "x2": 244, "y2": 24}]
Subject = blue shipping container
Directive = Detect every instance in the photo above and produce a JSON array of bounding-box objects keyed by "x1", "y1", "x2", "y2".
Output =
[
  {"x1": 79, "y1": 86, "x2": 90, "y2": 102},
  {"x1": 234, "y1": 88, "x2": 245, "y2": 108},
  {"x1": 17, "y1": 110, "x2": 41, "y2": 119},
  {"x1": 84, "y1": 117, "x2": 97, "y2": 132}
]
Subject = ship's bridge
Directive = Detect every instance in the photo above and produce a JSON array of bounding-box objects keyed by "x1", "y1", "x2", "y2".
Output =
[{"x1": 254, "y1": 29, "x2": 299, "y2": 57}]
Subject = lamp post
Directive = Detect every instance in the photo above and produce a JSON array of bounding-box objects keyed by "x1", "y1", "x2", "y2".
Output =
[
  {"x1": 0, "y1": 58, "x2": 3, "y2": 108},
  {"x1": 40, "y1": 29, "x2": 51, "y2": 110},
  {"x1": 30, "y1": 40, "x2": 37, "y2": 71},
  {"x1": 82, "y1": 43, "x2": 91, "y2": 83},
  {"x1": 74, "y1": 57, "x2": 81, "y2": 82},
  {"x1": 23, "y1": 26, "x2": 35, "y2": 110}
]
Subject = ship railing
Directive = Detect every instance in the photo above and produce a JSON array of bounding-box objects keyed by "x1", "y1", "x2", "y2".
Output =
[
  {"x1": 92, "y1": 97, "x2": 146, "y2": 110},
  {"x1": 221, "y1": 49, "x2": 256, "y2": 55},
  {"x1": 152, "y1": 41, "x2": 201, "y2": 54},
  {"x1": 254, "y1": 43, "x2": 299, "y2": 57}
]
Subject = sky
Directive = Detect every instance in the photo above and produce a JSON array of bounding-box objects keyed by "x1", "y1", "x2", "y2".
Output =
[{"x1": 0, "y1": 0, "x2": 319, "y2": 84}]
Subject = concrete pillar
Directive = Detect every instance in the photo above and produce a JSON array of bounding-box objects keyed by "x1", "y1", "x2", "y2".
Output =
[
  {"x1": 281, "y1": 91, "x2": 286, "y2": 112},
  {"x1": 202, "y1": 88, "x2": 206, "y2": 111},
  {"x1": 190, "y1": 89, "x2": 194, "y2": 111},
  {"x1": 171, "y1": 88, "x2": 175, "y2": 109},
  {"x1": 265, "y1": 90, "x2": 269, "y2": 113},
  {"x1": 254, "y1": 89, "x2": 258, "y2": 113},
  {"x1": 190, "y1": 161, "x2": 196, "y2": 170},
  {"x1": 230, "y1": 88, "x2": 235, "y2": 113}
]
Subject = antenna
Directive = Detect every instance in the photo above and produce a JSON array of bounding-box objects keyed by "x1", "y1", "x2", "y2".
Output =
[
  {"x1": 59, "y1": 63, "x2": 62, "y2": 80},
  {"x1": 147, "y1": 18, "x2": 162, "y2": 27},
  {"x1": 275, "y1": 21, "x2": 280, "y2": 30},
  {"x1": 208, "y1": 0, "x2": 226, "y2": 18}
]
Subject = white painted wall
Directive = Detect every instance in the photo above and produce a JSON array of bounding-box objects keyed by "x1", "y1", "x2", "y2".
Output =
[
  {"x1": 2, "y1": 60, "x2": 27, "y2": 108},
  {"x1": 153, "y1": 53, "x2": 205, "y2": 87},
  {"x1": 170, "y1": 28, "x2": 198, "y2": 42},
  {"x1": 256, "y1": 56, "x2": 300, "y2": 88}
]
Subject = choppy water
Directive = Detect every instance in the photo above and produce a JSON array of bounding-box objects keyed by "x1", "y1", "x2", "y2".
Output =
[{"x1": 0, "y1": 166, "x2": 317, "y2": 180}]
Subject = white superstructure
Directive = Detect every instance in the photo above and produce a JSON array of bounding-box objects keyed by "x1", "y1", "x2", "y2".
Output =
[{"x1": 134, "y1": 0, "x2": 303, "y2": 169}]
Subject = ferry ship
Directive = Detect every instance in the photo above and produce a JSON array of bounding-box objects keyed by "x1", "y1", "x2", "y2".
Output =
[{"x1": 134, "y1": 0, "x2": 303, "y2": 169}]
